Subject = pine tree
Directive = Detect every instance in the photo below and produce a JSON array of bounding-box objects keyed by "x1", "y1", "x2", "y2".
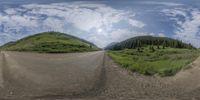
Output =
[{"x1": 162, "y1": 41, "x2": 166, "y2": 49}]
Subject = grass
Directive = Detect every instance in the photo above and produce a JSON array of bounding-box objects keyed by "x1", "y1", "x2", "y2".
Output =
[
  {"x1": 107, "y1": 47, "x2": 200, "y2": 76},
  {"x1": 0, "y1": 32, "x2": 100, "y2": 53}
]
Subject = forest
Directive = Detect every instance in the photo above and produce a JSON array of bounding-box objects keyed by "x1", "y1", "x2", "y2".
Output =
[{"x1": 105, "y1": 36, "x2": 195, "y2": 50}]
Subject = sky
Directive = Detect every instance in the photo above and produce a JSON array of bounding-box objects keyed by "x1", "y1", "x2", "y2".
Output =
[{"x1": 0, "y1": 0, "x2": 200, "y2": 48}]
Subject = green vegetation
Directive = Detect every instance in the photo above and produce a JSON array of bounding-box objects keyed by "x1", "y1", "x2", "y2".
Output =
[
  {"x1": 0, "y1": 32, "x2": 100, "y2": 53},
  {"x1": 105, "y1": 36, "x2": 195, "y2": 50},
  {"x1": 106, "y1": 35, "x2": 199, "y2": 76},
  {"x1": 108, "y1": 47, "x2": 200, "y2": 76}
]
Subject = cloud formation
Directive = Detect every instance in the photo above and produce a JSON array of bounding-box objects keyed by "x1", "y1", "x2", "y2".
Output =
[
  {"x1": 161, "y1": 8, "x2": 200, "y2": 47},
  {"x1": 138, "y1": 1, "x2": 184, "y2": 6},
  {"x1": 0, "y1": 2, "x2": 145, "y2": 47},
  {"x1": 1, "y1": 1, "x2": 199, "y2": 48}
]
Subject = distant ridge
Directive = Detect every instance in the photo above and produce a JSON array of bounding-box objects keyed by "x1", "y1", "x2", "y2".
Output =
[{"x1": 105, "y1": 35, "x2": 195, "y2": 50}]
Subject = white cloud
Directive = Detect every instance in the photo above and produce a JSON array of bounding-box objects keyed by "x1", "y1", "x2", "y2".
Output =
[
  {"x1": 139, "y1": 1, "x2": 184, "y2": 6},
  {"x1": 161, "y1": 8, "x2": 200, "y2": 48},
  {"x1": 0, "y1": 33, "x2": 15, "y2": 45},
  {"x1": 128, "y1": 19, "x2": 145, "y2": 28},
  {"x1": 161, "y1": 8, "x2": 187, "y2": 17},
  {"x1": 0, "y1": 14, "x2": 38, "y2": 28},
  {"x1": 0, "y1": 2, "x2": 145, "y2": 48},
  {"x1": 158, "y1": 33, "x2": 165, "y2": 37},
  {"x1": 43, "y1": 17, "x2": 65, "y2": 32},
  {"x1": 21, "y1": 3, "x2": 142, "y2": 32},
  {"x1": 4, "y1": 8, "x2": 17, "y2": 15},
  {"x1": 149, "y1": 33, "x2": 155, "y2": 36},
  {"x1": 87, "y1": 29, "x2": 148, "y2": 48}
]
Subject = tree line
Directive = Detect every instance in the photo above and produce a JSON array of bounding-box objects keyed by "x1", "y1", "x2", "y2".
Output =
[{"x1": 105, "y1": 36, "x2": 195, "y2": 50}]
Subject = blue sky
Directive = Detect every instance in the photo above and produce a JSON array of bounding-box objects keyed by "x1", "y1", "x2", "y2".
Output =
[{"x1": 0, "y1": 0, "x2": 200, "y2": 48}]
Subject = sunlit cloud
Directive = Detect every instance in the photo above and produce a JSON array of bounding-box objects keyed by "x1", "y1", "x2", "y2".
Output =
[
  {"x1": 161, "y1": 8, "x2": 200, "y2": 47},
  {"x1": 139, "y1": 1, "x2": 184, "y2": 6},
  {"x1": 0, "y1": 1, "x2": 200, "y2": 48},
  {"x1": 0, "y1": 2, "x2": 145, "y2": 48}
]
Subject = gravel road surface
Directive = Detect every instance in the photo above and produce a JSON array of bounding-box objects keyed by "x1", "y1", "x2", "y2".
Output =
[{"x1": 0, "y1": 51, "x2": 200, "y2": 100}]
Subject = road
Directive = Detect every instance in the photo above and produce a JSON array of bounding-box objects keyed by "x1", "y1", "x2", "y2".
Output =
[
  {"x1": 0, "y1": 51, "x2": 105, "y2": 99},
  {"x1": 0, "y1": 51, "x2": 200, "y2": 100}
]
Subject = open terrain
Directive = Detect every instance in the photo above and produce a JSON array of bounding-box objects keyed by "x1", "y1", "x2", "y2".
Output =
[
  {"x1": 106, "y1": 35, "x2": 199, "y2": 76},
  {"x1": 108, "y1": 47, "x2": 200, "y2": 76},
  {"x1": 0, "y1": 51, "x2": 200, "y2": 100}
]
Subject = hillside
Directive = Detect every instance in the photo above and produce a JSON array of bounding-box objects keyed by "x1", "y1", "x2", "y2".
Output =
[
  {"x1": 108, "y1": 48, "x2": 200, "y2": 76},
  {"x1": 106, "y1": 35, "x2": 199, "y2": 76},
  {"x1": 106, "y1": 42, "x2": 118, "y2": 48},
  {"x1": 0, "y1": 32, "x2": 99, "y2": 53},
  {"x1": 105, "y1": 36, "x2": 195, "y2": 50}
]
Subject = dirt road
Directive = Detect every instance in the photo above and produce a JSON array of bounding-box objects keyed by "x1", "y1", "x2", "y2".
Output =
[
  {"x1": 0, "y1": 51, "x2": 105, "y2": 99},
  {"x1": 0, "y1": 51, "x2": 200, "y2": 100}
]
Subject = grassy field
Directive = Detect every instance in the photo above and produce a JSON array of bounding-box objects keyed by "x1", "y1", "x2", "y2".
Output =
[
  {"x1": 107, "y1": 47, "x2": 200, "y2": 76},
  {"x1": 0, "y1": 32, "x2": 100, "y2": 53}
]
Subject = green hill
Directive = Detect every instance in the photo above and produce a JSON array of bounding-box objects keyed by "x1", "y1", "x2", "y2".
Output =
[
  {"x1": 0, "y1": 32, "x2": 99, "y2": 53},
  {"x1": 105, "y1": 36, "x2": 195, "y2": 50},
  {"x1": 106, "y1": 36, "x2": 199, "y2": 76}
]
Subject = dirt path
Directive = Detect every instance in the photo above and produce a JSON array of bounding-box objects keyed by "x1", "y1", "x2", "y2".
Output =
[{"x1": 0, "y1": 51, "x2": 200, "y2": 100}]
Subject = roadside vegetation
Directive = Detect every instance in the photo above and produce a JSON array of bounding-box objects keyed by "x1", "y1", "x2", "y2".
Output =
[
  {"x1": 108, "y1": 47, "x2": 200, "y2": 76},
  {"x1": 0, "y1": 32, "x2": 100, "y2": 53},
  {"x1": 106, "y1": 36, "x2": 199, "y2": 76}
]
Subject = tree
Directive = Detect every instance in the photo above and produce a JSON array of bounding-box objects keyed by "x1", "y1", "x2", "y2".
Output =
[
  {"x1": 149, "y1": 45, "x2": 155, "y2": 52},
  {"x1": 90, "y1": 44, "x2": 92, "y2": 48},
  {"x1": 162, "y1": 41, "x2": 167, "y2": 49},
  {"x1": 138, "y1": 40, "x2": 142, "y2": 47}
]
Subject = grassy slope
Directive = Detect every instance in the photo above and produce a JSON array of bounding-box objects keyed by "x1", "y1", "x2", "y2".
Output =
[
  {"x1": 108, "y1": 47, "x2": 200, "y2": 76},
  {"x1": 0, "y1": 32, "x2": 99, "y2": 53}
]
